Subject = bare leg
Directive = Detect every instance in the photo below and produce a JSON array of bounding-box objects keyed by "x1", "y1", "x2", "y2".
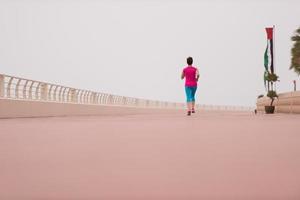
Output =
[
  {"x1": 187, "y1": 102, "x2": 192, "y2": 111},
  {"x1": 192, "y1": 101, "x2": 195, "y2": 110},
  {"x1": 186, "y1": 102, "x2": 192, "y2": 115}
]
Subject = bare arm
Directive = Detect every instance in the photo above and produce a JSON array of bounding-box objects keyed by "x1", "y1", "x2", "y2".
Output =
[
  {"x1": 196, "y1": 69, "x2": 200, "y2": 81},
  {"x1": 181, "y1": 71, "x2": 185, "y2": 80}
]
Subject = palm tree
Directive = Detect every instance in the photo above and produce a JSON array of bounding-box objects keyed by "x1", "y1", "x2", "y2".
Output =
[{"x1": 290, "y1": 27, "x2": 300, "y2": 75}]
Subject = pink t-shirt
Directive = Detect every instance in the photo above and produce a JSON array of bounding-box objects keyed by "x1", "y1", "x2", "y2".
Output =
[{"x1": 183, "y1": 66, "x2": 198, "y2": 87}]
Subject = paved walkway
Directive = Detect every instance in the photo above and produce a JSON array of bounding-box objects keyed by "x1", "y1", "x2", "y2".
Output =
[{"x1": 0, "y1": 111, "x2": 300, "y2": 200}]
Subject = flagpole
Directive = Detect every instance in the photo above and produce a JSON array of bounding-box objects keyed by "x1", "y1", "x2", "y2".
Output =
[
  {"x1": 273, "y1": 25, "x2": 276, "y2": 91},
  {"x1": 273, "y1": 25, "x2": 275, "y2": 74}
]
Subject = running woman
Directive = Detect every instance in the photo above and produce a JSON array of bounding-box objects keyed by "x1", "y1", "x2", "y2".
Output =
[{"x1": 181, "y1": 57, "x2": 199, "y2": 116}]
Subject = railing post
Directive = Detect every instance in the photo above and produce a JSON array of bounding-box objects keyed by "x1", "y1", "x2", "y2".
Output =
[
  {"x1": 91, "y1": 92, "x2": 96, "y2": 104},
  {"x1": 0, "y1": 74, "x2": 4, "y2": 97},
  {"x1": 41, "y1": 83, "x2": 48, "y2": 101},
  {"x1": 70, "y1": 89, "x2": 77, "y2": 103},
  {"x1": 290, "y1": 92, "x2": 293, "y2": 114}
]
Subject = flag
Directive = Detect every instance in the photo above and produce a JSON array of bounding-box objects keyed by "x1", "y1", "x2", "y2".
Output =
[
  {"x1": 264, "y1": 43, "x2": 270, "y2": 71},
  {"x1": 264, "y1": 70, "x2": 268, "y2": 89},
  {"x1": 264, "y1": 27, "x2": 274, "y2": 90},
  {"x1": 264, "y1": 27, "x2": 274, "y2": 74}
]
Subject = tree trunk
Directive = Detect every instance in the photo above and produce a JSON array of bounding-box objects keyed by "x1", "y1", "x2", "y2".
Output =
[{"x1": 270, "y1": 98, "x2": 274, "y2": 106}]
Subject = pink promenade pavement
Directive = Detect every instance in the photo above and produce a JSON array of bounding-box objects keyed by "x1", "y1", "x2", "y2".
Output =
[{"x1": 0, "y1": 111, "x2": 300, "y2": 200}]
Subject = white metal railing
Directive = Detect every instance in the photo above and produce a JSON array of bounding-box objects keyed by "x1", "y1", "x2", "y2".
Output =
[{"x1": 0, "y1": 74, "x2": 253, "y2": 111}]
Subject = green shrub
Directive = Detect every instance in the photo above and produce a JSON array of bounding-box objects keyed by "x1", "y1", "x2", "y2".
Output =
[{"x1": 266, "y1": 73, "x2": 279, "y2": 82}]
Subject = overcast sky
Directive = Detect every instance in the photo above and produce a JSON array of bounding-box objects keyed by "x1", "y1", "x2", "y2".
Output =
[{"x1": 1, "y1": 0, "x2": 299, "y2": 106}]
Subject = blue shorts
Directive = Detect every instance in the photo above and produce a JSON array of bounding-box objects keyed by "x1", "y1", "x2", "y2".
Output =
[{"x1": 185, "y1": 86, "x2": 197, "y2": 102}]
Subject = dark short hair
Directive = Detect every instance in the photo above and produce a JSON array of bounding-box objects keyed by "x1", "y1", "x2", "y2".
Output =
[{"x1": 187, "y1": 57, "x2": 193, "y2": 65}]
